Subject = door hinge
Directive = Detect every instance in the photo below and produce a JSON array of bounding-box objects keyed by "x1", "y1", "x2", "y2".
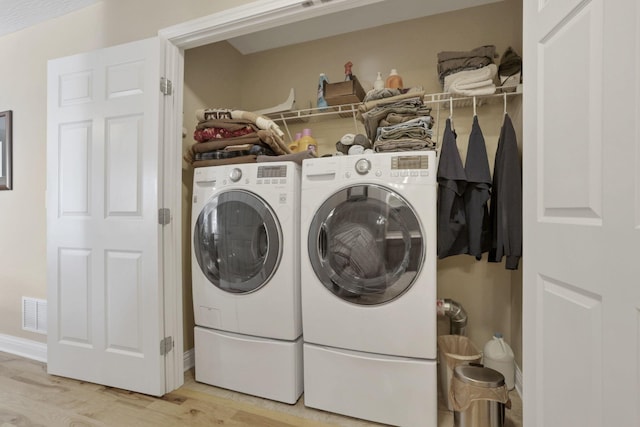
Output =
[
  {"x1": 160, "y1": 77, "x2": 172, "y2": 95},
  {"x1": 158, "y1": 208, "x2": 171, "y2": 225},
  {"x1": 160, "y1": 336, "x2": 174, "y2": 356}
]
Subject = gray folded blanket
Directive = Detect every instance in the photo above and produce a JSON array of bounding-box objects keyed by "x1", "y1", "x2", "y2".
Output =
[{"x1": 257, "y1": 150, "x2": 316, "y2": 166}]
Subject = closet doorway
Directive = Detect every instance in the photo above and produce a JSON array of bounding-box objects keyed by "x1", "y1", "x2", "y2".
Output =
[
  {"x1": 157, "y1": 2, "x2": 640, "y2": 427},
  {"x1": 159, "y1": 0, "x2": 514, "y2": 391}
]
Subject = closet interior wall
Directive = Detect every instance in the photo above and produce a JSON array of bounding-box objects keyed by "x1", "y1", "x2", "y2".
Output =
[{"x1": 183, "y1": 0, "x2": 523, "y2": 367}]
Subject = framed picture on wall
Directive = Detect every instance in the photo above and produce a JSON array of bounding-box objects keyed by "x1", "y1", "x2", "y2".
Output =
[{"x1": 0, "y1": 110, "x2": 12, "y2": 190}]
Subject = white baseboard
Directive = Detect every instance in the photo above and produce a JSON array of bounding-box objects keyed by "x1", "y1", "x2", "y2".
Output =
[
  {"x1": 515, "y1": 363, "x2": 523, "y2": 399},
  {"x1": 184, "y1": 348, "x2": 195, "y2": 371},
  {"x1": 0, "y1": 334, "x2": 196, "y2": 374},
  {"x1": 0, "y1": 333, "x2": 47, "y2": 363}
]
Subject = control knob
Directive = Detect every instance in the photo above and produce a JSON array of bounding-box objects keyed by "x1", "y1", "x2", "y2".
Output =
[
  {"x1": 355, "y1": 158, "x2": 371, "y2": 175},
  {"x1": 229, "y1": 168, "x2": 242, "y2": 182}
]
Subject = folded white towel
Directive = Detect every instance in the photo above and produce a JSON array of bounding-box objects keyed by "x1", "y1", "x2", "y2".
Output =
[
  {"x1": 450, "y1": 85, "x2": 497, "y2": 96},
  {"x1": 444, "y1": 64, "x2": 498, "y2": 94},
  {"x1": 453, "y1": 79, "x2": 495, "y2": 91}
]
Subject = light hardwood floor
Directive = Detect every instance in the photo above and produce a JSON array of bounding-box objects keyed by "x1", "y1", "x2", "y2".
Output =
[{"x1": 0, "y1": 351, "x2": 522, "y2": 426}]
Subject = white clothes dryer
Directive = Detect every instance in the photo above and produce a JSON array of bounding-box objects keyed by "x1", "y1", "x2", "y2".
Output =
[
  {"x1": 300, "y1": 152, "x2": 438, "y2": 426},
  {"x1": 191, "y1": 161, "x2": 302, "y2": 404}
]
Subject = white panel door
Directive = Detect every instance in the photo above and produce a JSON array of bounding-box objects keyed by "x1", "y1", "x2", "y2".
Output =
[
  {"x1": 46, "y1": 38, "x2": 166, "y2": 396},
  {"x1": 523, "y1": 0, "x2": 639, "y2": 425}
]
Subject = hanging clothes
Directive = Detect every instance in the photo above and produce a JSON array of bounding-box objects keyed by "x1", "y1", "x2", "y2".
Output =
[
  {"x1": 464, "y1": 115, "x2": 492, "y2": 260},
  {"x1": 437, "y1": 118, "x2": 468, "y2": 258},
  {"x1": 488, "y1": 113, "x2": 522, "y2": 270}
]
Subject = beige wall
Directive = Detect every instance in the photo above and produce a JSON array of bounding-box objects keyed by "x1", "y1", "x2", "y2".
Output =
[
  {"x1": 182, "y1": 42, "x2": 247, "y2": 350},
  {"x1": 0, "y1": 0, "x2": 253, "y2": 344},
  {"x1": 183, "y1": 0, "x2": 523, "y2": 365}
]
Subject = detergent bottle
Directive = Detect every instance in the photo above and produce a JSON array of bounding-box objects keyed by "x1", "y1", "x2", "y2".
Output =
[
  {"x1": 483, "y1": 332, "x2": 515, "y2": 390},
  {"x1": 297, "y1": 128, "x2": 318, "y2": 156},
  {"x1": 317, "y1": 73, "x2": 329, "y2": 111},
  {"x1": 385, "y1": 68, "x2": 403, "y2": 89},
  {"x1": 373, "y1": 72, "x2": 385, "y2": 90},
  {"x1": 288, "y1": 132, "x2": 302, "y2": 153}
]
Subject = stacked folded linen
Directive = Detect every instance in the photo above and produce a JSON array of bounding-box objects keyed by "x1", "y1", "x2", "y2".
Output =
[
  {"x1": 437, "y1": 45, "x2": 496, "y2": 88},
  {"x1": 444, "y1": 64, "x2": 498, "y2": 96},
  {"x1": 357, "y1": 90, "x2": 432, "y2": 145},
  {"x1": 373, "y1": 115, "x2": 435, "y2": 153},
  {"x1": 257, "y1": 150, "x2": 316, "y2": 166},
  {"x1": 184, "y1": 108, "x2": 290, "y2": 168},
  {"x1": 353, "y1": 89, "x2": 435, "y2": 153}
]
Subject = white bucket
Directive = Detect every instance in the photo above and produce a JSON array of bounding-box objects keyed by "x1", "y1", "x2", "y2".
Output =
[{"x1": 482, "y1": 333, "x2": 515, "y2": 390}]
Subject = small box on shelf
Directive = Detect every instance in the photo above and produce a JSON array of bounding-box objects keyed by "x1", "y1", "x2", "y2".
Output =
[{"x1": 323, "y1": 76, "x2": 366, "y2": 106}]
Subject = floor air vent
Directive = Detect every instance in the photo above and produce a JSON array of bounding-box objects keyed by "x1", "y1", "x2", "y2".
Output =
[{"x1": 22, "y1": 297, "x2": 47, "y2": 334}]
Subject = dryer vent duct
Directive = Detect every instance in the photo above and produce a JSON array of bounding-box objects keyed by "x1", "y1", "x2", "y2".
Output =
[{"x1": 436, "y1": 298, "x2": 468, "y2": 336}]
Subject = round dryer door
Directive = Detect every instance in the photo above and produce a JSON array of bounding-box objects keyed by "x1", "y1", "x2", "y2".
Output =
[
  {"x1": 194, "y1": 189, "x2": 282, "y2": 294},
  {"x1": 308, "y1": 184, "x2": 425, "y2": 305}
]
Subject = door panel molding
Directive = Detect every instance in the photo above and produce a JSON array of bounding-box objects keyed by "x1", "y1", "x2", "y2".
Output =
[
  {"x1": 538, "y1": 0, "x2": 603, "y2": 223},
  {"x1": 540, "y1": 275, "x2": 602, "y2": 427}
]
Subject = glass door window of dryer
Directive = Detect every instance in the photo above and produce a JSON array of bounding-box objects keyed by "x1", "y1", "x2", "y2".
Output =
[
  {"x1": 308, "y1": 184, "x2": 425, "y2": 305},
  {"x1": 194, "y1": 189, "x2": 282, "y2": 294}
]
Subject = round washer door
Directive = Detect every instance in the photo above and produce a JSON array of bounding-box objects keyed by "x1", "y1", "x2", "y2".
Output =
[
  {"x1": 308, "y1": 184, "x2": 425, "y2": 305},
  {"x1": 194, "y1": 189, "x2": 281, "y2": 294}
]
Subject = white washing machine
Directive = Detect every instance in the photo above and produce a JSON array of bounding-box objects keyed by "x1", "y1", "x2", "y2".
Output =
[
  {"x1": 300, "y1": 152, "x2": 438, "y2": 426},
  {"x1": 191, "y1": 161, "x2": 303, "y2": 404}
]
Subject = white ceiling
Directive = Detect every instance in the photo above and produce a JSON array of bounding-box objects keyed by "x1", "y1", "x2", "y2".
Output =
[
  {"x1": 0, "y1": 0, "x2": 502, "y2": 51},
  {"x1": 227, "y1": 0, "x2": 502, "y2": 55},
  {"x1": 0, "y1": 0, "x2": 100, "y2": 38}
]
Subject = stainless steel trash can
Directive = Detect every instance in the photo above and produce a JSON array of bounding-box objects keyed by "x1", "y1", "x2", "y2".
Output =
[
  {"x1": 437, "y1": 334, "x2": 482, "y2": 411},
  {"x1": 451, "y1": 365, "x2": 509, "y2": 427}
]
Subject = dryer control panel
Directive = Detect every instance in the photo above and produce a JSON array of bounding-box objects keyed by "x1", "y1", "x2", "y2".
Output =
[
  {"x1": 391, "y1": 155, "x2": 429, "y2": 170},
  {"x1": 387, "y1": 154, "x2": 433, "y2": 180}
]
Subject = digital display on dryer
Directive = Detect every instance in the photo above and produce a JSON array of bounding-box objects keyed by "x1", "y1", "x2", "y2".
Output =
[
  {"x1": 391, "y1": 155, "x2": 429, "y2": 170},
  {"x1": 257, "y1": 165, "x2": 287, "y2": 178}
]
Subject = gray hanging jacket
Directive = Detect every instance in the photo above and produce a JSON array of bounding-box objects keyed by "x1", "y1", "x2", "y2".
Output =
[
  {"x1": 437, "y1": 118, "x2": 468, "y2": 258},
  {"x1": 464, "y1": 115, "x2": 492, "y2": 260},
  {"x1": 488, "y1": 114, "x2": 522, "y2": 269}
]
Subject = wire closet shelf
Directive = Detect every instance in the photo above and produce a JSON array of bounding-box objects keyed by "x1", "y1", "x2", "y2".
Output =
[{"x1": 262, "y1": 85, "x2": 522, "y2": 143}]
